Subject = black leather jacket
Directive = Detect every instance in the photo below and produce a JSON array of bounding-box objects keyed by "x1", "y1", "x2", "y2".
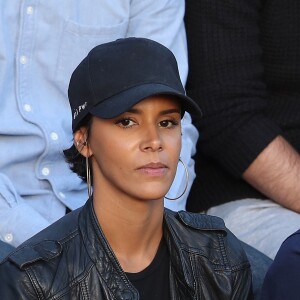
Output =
[{"x1": 0, "y1": 199, "x2": 252, "y2": 299}]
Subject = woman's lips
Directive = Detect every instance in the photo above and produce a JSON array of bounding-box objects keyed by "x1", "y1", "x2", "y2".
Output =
[{"x1": 136, "y1": 162, "x2": 168, "y2": 176}]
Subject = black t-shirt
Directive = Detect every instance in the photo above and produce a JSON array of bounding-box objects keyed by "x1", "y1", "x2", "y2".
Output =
[{"x1": 126, "y1": 238, "x2": 170, "y2": 300}]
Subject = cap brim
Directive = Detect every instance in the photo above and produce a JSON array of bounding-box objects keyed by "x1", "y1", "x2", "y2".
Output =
[{"x1": 89, "y1": 83, "x2": 202, "y2": 119}]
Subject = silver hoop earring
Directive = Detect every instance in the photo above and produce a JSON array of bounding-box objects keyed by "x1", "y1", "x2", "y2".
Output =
[
  {"x1": 165, "y1": 158, "x2": 189, "y2": 201},
  {"x1": 86, "y1": 155, "x2": 92, "y2": 198}
]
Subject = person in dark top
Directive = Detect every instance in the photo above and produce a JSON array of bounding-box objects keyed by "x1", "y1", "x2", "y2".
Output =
[
  {"x1": 261, "y1": 229, "x2": 300, "y2": 300},
  {"x1": 185, "y1": 0, "x2": 300, "y2": 260},
  {"x1": 0, "y1": 38, "x2": 252, "y2": 299}
]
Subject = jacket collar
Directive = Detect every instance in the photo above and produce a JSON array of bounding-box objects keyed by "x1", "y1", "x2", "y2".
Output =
[
  {"x1": 79, "y1": 199, "x2": 227, "y2": 300},
  {"x1": 79, "y1": 198, "x2": 139, "y2": 300}
]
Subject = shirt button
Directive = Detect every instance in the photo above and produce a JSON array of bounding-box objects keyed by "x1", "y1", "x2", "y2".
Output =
[
  {"x1": 26, "y1": 6, "x2": 34, "y2": 15},
  {"x1": 24, "y1": 104, "x2": 32, "y2": 112},
  {"x1": 20, "y1": 55, "x2": 28, "y2": 64},
  {"x1": 4, "y1": 233, "x2": 13, "y2": 243},
  {"x1": 42, "y1": 167, "x2": 50, "y2": 176},
  {"x1": 59, "y1": 192, "x2": 66, "y2": 199},
  {"x1": 50, "y1": 132, "x2": 58, "y2": 141}
]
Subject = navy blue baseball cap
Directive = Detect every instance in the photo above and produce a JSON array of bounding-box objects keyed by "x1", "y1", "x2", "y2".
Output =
[{"x1": 68, "y1": 37, "x2": 202, "y2": 131}]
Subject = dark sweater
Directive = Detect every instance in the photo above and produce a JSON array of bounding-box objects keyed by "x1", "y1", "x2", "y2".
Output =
[{"x1": 185, "y1": 0, "x2": 300, "y2": 212}]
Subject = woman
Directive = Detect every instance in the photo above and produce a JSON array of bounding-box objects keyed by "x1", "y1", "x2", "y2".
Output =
[{"x1": 0, "y1": 38, "x2": 252, "y2": 299}]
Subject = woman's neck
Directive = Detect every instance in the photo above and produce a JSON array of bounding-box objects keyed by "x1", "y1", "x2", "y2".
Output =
[{"x1": 93, "y1": 190, "x2": 164, "y2": 273}]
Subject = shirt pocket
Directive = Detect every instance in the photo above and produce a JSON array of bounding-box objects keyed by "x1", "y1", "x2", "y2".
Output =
[{"x1": 56, "y1": 18, "x2": 129, "y2": 90}]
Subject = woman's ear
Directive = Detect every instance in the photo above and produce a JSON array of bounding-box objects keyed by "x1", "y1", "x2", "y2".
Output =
[{"x1": 74, "y1": 127, "x2": 93, "y2": 157}]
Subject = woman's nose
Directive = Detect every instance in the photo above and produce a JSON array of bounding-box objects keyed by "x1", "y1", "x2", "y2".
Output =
[{"x1": 140, "y1": 127, "x2": 163, "y2": 152}]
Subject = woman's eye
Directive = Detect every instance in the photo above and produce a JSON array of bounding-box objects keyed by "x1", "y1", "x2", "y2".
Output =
[
  {"x1": 116, "y1": 118, "x2": 136, "y2": 128},
  {"x1": 159, "y1": 120, "x2": 179, "y2": 128}
]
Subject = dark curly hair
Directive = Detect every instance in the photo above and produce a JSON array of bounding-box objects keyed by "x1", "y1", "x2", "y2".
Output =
[{"x1": 63, "y1": 115, "x2": 92, "y2": 183}]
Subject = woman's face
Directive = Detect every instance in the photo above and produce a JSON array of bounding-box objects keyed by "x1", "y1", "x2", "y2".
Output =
[{"x1": 88, "y1": 95, "x2": 181, "y2": 202}]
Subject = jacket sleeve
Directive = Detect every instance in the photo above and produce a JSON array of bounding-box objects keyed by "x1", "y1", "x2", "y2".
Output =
[
  {"x1": 0, "y1": 259, "x2": 38, "y2": 299},
  {"x1": 231, "y1": 263, "x2": 253, "y2": 300},
  {"x1": 185, "y1": 0, "x2": 281, "y2": 178},
  {"x1": 225, "y1": 230, "x2": 253, "y2": 299}
]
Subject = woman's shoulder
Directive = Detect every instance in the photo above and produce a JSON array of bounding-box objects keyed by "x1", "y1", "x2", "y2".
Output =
[
  {"x1": 164, "y1": 209, "x2": 252, "y2": 298},
  {"x1": 0, "y1": 206, "x2": 92, "y2": 298},
  {"x1": 4, "y1": 206, "x2": 83, "y2": 264},
  {"x1": 164, "y1": 209, "x2": 226, "y2": 230},
  {"x1": 164, "y1": 209, "x2": 248, "y2": 264}
]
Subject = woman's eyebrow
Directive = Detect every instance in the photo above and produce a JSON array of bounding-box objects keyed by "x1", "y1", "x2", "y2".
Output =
[
  {"x1": 126, "y1": 108, "x2": 181, "y2": 115},
  {"x1": 159, "y1": 108, "x2": 181, "y2": 115}
]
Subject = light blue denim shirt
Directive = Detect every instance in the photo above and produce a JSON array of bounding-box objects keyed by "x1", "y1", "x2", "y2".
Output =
[{"x1": 0, "y1": 0, "x2": 198, "y2": 246}]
